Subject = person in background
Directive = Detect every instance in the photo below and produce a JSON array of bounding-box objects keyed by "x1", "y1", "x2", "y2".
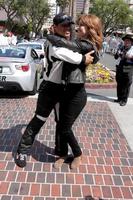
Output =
[
  {"x1": 15, "y1": 13, "x2": 94, "y2": 168},
  {"x1": 114, "y1": 34, "x2": 133, "y2": 106},
  {"x1": 109, "y1": 35, "x2": 118, "y2": 54},
  {"x1": 47, "y1": 14, "x2": 103, "y2": 169},
  {"x1": 101, "y1": 38, "x2": 108, "y2": 57},
  {"x1": 6, "y1": 32, "x2": 17, "y2": 45},
  {"x1": 11, "y1": 33, "x2": 17, "y2": 45},
  {"x1": 0, "y1": 30, "x2": 9, "y2": 45}
]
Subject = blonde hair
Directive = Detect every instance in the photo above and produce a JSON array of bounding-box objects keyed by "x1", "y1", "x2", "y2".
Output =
[{"x1": 77, "y1": 14, "x2": 103, "y2": 50}]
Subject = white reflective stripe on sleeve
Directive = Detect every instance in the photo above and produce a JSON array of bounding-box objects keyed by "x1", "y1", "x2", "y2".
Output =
[
  {"x1": 51, "y1": 45, "x2": 82, "y2": 64},
  {"x1": 36, "y1": 115, "x2": 47, "y2": 122}
]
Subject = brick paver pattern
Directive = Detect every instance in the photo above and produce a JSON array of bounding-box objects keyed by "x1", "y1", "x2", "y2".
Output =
[{"x1": 0, "y1": 97, "x2": 133, "y2": 200}]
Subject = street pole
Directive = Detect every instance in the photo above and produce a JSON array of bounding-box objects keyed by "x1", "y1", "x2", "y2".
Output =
[
  {"x1": 82, "y1": 0, "x2": 90, "y2": 14},
  {"x1": 71, "y1": 0, "x2": 76, "y2": 21},
  {"x1": 70, "y1": 0, "x2": 76, "y2": 39},
  {"x1": 69, "y1": 0, "x2": 72, "y2": 16}
]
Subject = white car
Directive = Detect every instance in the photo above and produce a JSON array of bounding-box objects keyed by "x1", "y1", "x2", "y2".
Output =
[
  {"x1": 17, "y1": 41, "x2": 46, "y2": 74},
  {"x1": 0, "y1": 46, "x2": 44, "y2": 94},
  {"x1": 17, "y1": 41, "x2": 45, "y2": 57}
]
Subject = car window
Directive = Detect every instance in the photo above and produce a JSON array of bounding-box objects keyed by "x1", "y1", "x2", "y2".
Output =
[
  {"x1": 0, "y1": 47, "x2": 26, "y2": 58},
  {"x1": 31, "y1": 49, "x2": 38, "y2": 59},
  {"x1": 18, "y1": 43, "x2": 42, "y2": 50},
  {"x1": 32, "y1": 44, "x2": 42, "y2": 50}
]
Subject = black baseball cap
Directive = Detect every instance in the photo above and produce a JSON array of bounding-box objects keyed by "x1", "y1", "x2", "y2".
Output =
[{"x1": 53, "y1": 13, "x2": 74, "y2": 26}]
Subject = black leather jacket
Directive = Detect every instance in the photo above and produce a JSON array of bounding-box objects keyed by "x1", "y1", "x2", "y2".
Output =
[{"x1": 47, "y1": 34, "x2": 99, "y2": 84}]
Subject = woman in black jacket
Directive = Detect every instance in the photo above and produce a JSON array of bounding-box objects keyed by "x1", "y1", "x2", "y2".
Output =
[{"x1": 47, "y1": 14, "x2": 103, "y2": 169}]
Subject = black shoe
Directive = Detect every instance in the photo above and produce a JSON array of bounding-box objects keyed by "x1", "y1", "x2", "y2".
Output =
[
  {"x1": 119, "y1": 101, "x2": 127, "y2": 106},
  {"x1": 114, "y1": 99, "x2": 120, "y2": 103},
  {"x1": 15, "y1": 153, "x2": 27, "y2": 168},
  {"x1": 54, "y1": 148, "x2": 62, "y2": 156}
]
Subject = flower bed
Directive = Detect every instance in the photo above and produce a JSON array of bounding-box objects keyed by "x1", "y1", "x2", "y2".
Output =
[{"x1": 86, "y1": 63, "x2": 115, "y2": 84}]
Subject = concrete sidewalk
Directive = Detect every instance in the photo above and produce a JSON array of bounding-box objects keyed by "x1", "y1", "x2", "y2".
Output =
[{"x1": 0, "y1": 94, "x2": 133, "y2": 200}]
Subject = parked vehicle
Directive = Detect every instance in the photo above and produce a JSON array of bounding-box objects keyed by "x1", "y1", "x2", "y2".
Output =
[
  {"x1": 0, "y1": 46, "x2": 44, "y2": 94},
  {"x1": 17, "y1": 41, "x2": 45, "y2": 57},
  {"x1": 17, "y1": 41, "x2": 46, "y2": 76}
]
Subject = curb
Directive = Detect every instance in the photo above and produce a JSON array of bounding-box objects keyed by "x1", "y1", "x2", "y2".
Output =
[{"x1": 85, "y1": 82, "x2": 116, "y2": 89}]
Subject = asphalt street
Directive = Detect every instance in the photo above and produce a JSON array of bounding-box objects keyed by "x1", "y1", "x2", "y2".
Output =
[{"x1": 100, "y1": 52, "x2": 116, "y2": 72}]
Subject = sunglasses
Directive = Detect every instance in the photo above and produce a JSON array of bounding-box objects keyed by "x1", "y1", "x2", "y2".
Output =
[{"x1": 60, "y1": 15, "x2": 72, "y2": 21}]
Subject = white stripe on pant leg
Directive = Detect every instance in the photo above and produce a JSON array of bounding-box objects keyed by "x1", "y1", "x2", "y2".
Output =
[{"x1": 36, "y1": 115, "x2": 47, "y2": 122}]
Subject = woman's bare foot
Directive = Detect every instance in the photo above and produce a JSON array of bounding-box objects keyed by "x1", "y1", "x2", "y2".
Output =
[
  {"x1": 54, "y1": 156, "x2": 67, "y2": 169},
  {"x1": 70, "y1": 155, "x2": 82, "y2": 169}
]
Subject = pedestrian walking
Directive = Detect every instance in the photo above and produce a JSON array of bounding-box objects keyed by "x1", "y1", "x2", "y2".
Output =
[
  {"x1": 114, "y1": 34, "x2": 133, "y2": 106},
  {"x1": 100, "y1": 38, "x2": 108, "y2": 57},
  {"x1": 109, "y1": 35, "x2": 118, "y2": 54},
  {"x1": 47, "y1": 14, "x2": 103, "y2": 169},
  {"x1": 15, "y1": 13, "x2": 94, "y2": 168}
]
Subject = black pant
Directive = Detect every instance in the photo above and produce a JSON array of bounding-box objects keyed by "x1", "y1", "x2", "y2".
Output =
[
  {"x1": 54, "y1": 84, "x2": 87, "y2": 157},
  {"x1": 116, "y1": 66, "x2": 132, "y2": 102},
  {"x1": 17, "y1": 80, "x2": 64, "y2": 154}
]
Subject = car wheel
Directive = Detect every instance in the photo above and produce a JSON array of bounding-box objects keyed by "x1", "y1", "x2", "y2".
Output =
[{"x1": 29, "y1": 73, "x2": 38, "y2": 95}]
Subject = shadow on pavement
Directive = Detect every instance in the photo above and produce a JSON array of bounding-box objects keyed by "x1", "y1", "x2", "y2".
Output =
[
  {"x1": 0, "y1": 124, "x2": 55, "y2": 164},
  {"x1": 85, "y1": 195, "x2": 104, "y2": 200},
  {"x1": 0, "y1": 90, "x2": 29, "y2": 98},
  {"x1": 87, "y1": 92, "x2": 114, "y2": 102}
]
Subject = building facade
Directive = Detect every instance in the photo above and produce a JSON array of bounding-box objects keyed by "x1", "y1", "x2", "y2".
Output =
[
  {"x1": 124, "y1": 0, "x2": 133, "y2": 8},
  {"x1": 76, "y1": 0, "x2": 84, "y2": 14},
  {"x1": 128, "y1": 0, "x2": 133, "y2": 8}
]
